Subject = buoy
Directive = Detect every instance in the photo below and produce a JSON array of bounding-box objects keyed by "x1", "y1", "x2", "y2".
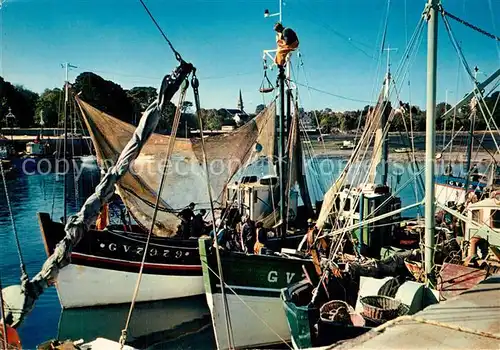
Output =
[{"x1": 0, "y1": 322, "x2": 22, "y2": 349}]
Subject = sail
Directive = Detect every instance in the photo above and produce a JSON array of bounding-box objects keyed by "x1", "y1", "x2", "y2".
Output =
[
  {"x1": 315, "y1": 92, "x2": 386, "y2": 229},
  {"x1": 259, "y1": 106, "x2": 314, "y2": 228},
  {"x1": 77, "y1": 98, "x2": 277, "y2": 236}
]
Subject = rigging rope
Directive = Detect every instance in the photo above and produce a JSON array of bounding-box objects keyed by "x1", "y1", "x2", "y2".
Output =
[
  {"x1": 138, "y1": 0, "x2": 184, "y2": 62},
  {"x1": 290, "y1": 81, "x2": 373, "y2": 104},
  {"x1": 441, "y1": 7, "x2": 500, "y2": 42},
  {"x1": 118, "y1": 78, "x2": 189, "y2": 349},
  {"x1": 192, "y1": 70, "x2": 235, "y2": 349},
  {"x1": 0, "y1": 158, "x2": 28, "y2": 283}
]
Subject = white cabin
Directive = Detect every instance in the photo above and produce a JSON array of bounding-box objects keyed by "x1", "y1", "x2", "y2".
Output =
[
  {"x1": 26, "y1": 141, "x2": 46, "y2": 156},
  {"x1": 465, "y1": 197, "x2": 500, "y2": 247},
  {"x1": 226, "y1": 175, "x2": 298, "y2": 224}
]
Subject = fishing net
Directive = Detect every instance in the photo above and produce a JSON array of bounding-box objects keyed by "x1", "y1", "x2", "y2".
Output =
[{"x1": 77, "y1": 97, "x2": 276, "y2": 236}]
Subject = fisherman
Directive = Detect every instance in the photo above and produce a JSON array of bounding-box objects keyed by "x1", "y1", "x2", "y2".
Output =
[
  {"x1": 191, "y1": 209, "x2": 209, "y2": 237},
  {"x1": 307, "y1": 218, "x2": 315, "y2": 229},
  {"x1": 273, "y1": 22, "x2": 299, "y2": 68},
  {"x1": 240, "y1": 215, "x2": 255, "y2": 253},
  {"x1": 95, "y1": 202, "x2": 109, "y2": 230},
  {"x1": 178, "y1": 202, "x2": 195, "y2": 238},
  {"x1": 254, "y1": 221, "x2": 267, "y2": 254},
  {"x1": 306, "y1": 225, "x2": 328, "y2": 276},
  {"x1": 210, "y1": 219, "x2": 227, "y2": 247}
]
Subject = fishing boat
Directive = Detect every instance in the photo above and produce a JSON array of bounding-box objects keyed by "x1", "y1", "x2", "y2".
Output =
[
  {"x1": 393, "y1": 146, "x2": 410, "y2": 153},
  {"x1": 433, "y1": 71, "x2": 500, "y2": 206},
  {"x1": 280, "y1": 1, "x2": 500, "y2": 348},
  {"x1": 339, "y1": 140, "x2": 355, "y2": 150},
  {"x1": 197, "y1": 5, "x2": 431, "y2": 348}
]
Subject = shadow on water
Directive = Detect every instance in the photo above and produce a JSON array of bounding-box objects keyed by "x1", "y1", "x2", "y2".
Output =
[{"x1": 56, "y1": 296, "x2": 214, "y2": 349}]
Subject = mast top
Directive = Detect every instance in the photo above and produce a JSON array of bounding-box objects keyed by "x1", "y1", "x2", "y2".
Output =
[
  {"x1": 264, "y1": 0, "x2": 283, "y2": 23},
  {"x1": 383, "y1": 46, "x2": 397, "y2": 100}
]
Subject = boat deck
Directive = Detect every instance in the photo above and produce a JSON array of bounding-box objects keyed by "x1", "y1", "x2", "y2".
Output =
[{"x1": 326, "y1": 274, "x2": 500, "y2": 350}]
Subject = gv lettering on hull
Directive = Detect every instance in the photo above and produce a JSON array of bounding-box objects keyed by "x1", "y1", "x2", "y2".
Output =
[
  {"x1": 95, "y1": 240, "x2": 189, "y2": 260},
  {"x1": 267, "y1": 270, "x2": 302, "y2": 284}
]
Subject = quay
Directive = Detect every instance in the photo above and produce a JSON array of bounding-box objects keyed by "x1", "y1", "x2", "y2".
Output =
[{"x1": 328, "y1": 274, "x2": 500, "y2": 350}]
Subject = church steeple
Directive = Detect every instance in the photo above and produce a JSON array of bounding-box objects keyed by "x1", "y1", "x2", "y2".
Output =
[{"x1": 237, "y1": 89, "x2": 244, "y2": 111}]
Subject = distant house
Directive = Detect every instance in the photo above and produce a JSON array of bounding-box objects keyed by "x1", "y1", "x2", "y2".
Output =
[
  {"x1": 300, "y1": 111, "x2": 317, "y2": 131},
  {"x1": 224, "y1": 108, "x2": 249, "y2": 125}
]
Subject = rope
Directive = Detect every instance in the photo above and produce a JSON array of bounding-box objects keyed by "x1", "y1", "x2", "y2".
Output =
[
  {"x1": 371, "y1": 315, "x2": 500, "y2": 340},
  {"x1": 290, "y1": 82, "x2": 373, "y2": 104},
  {"x1": 440, "y1": 11, "x2": 475, "y2": 81},
  {"x1": 137, "y1": 0, "x2": 183, "y2": 62},
  {"x1": 0, "y1": 158, "x2": 28, "y2": 281},
  {"x1": 0, "y1": 272, "x2": 9, "y2": 350},
  {"x1": 118, "y1": 78, "x2": 189, "y2": 349},
  {"x1": 191, "y1": 70, "x2": 234, "y2": 350},
  {"x1": 441, "y1": 7, "x2": 500, "y2": 42},
  {"x1": 294, "y1": 52, "x2": 326, "y2": 151}
]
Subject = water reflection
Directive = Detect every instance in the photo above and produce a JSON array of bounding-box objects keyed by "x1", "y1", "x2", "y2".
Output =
[{"x1": 56, "y1": 296, "x2": 213, "y2": 349}]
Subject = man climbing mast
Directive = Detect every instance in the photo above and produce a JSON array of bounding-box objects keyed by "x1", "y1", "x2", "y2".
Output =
[{"x1": 273, "y1": 22, "x2": 299, "y2": 67}]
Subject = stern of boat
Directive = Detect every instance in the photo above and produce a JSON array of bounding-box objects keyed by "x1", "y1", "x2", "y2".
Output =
[{"x1": 37, "y1": 212, "x2": 65, "y2": 256}]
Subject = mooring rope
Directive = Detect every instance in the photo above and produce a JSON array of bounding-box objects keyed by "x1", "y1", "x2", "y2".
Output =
[
  {"x1": 371, "y1": 315, "x2": 500, "y2": 340},
  {"x1": 0, "y1": 158, "x2": 28, "y2": 283}
]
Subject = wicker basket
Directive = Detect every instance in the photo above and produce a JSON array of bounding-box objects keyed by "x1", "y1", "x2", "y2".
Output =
[
  {"x1": 404, "y1": 259, "x2": 424, "y2": 282},
  {"x1": 359, "y1": 295, "x2": 402, "y2": 321},
  {"x1": 319, "y1": 300, "x2": 354, "y2": 325}
]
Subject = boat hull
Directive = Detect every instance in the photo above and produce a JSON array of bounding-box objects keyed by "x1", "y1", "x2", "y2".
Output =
[
  {"x1": 199, "y1": 236, "x2": 317, "y2": 349},
  {"x1": 434, "y1": 175, "x2": 486, "y2": 205},
  {"x1": 37, "y1": 212, "x2": 204, "y2": 308},
  {"x1": 55, "y1": 263, "x2": 204, "y2": 308}
]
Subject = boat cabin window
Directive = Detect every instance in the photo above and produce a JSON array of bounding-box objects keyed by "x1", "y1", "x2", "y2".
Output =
[
  {"x1": 334, "y1": 197, "x2": 341, "y2": 211},
  {"x1": 260, "y1": 177, "x2": 277, "y2": 186},
  {"x1": 471, "y1": 210, "x2": 481, "y2": 223},
  {"x1": 492, "y1": 210, "x2": 500, "y2": 229},
  {"x1": 241, "y1": 176, "x2": 258, "y2": 184},
  {"x1": 344, "y1": 198, "x2": 351, "y2": 211}
]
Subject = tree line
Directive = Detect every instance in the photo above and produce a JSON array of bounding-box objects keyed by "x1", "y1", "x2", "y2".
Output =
[{"x1": 0, "y1": 73, "x2": 499, "y2": 134}]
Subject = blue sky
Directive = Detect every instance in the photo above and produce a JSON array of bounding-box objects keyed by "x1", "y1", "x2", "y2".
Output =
[{"x1": 1, "y1": 0, "x2": 499, "y2": 113}]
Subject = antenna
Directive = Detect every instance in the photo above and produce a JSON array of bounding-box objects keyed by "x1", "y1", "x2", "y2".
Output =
[
  {"x1": 62, "y1": 63, "x2": 78, "y2": 103},
  {"x1": 264, "y1": 0, "x2": 282, "y2": 22},
  {"x1": 383, "y1": 46, "x2": 398, "y2": 99},
  {"x1": 383, "y1": 46, "x2": 398, "y2": 75}
]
